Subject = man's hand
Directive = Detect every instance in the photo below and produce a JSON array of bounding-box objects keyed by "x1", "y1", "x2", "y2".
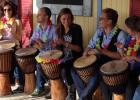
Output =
[
  {"x1": 114, "y1": 42, "x2": 124, "y2": 49},
  {"x1": 32, "y1": 39, "x2": 43, "y2": 49},
  {"x1": 122, "y1": 55, "x2": 135, "y2": 62},
  {"x1": 88, "y1": 49, "x2": 99, "y2": 55},
  {"x1": 51, "y1": 40, "x2": 57, "y2": 49},
  {"x1": 83, "y1": 48, "x2": 99, "y2": 57}
]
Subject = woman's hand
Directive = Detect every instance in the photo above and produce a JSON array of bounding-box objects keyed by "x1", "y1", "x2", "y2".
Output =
[
  {"x1": 56, "y1": 39, "x2": 65, "y2": 45},
  {"x1": 0, "y1": 31, "x2": 2, "y2": 39},
  {"x1": 0, "y1": 29, "x2": 5, "y2": 36}
]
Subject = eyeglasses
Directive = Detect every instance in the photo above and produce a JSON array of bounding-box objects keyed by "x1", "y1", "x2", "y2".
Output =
[
  {"x1": 4, "y1": 8, "x2": 12, "y2": 12},
  {"x1": 99, "y1": 17, "x2": 108, "y2": 21}
]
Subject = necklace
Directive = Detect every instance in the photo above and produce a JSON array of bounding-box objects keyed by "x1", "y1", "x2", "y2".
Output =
[
  {"x1": 95, "y1": 26, "x2": 119, "y2": 49},
  {"x1": 126, "y1": 35, "x2": 139, "y2": 56}
]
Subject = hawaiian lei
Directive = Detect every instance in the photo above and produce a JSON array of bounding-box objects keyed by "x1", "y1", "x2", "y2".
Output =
[
  {"x1": 35, "y1": 55, "x2": 61, "y2": 64},
  {"x1": 35, "y1": 50, "x2": 62, "y2": 64},
  {"x1": 0, "y1": 16, "x2": 15, "y2": 37},
  {"x1": 125, "y1": 35, "x2": 140, "y2": 56},
  {"x1": 95, "y1": 26, "x2": 119, "y2": 49}
]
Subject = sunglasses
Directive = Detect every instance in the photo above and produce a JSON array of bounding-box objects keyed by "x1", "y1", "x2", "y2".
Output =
[
  {"x1": 99, "y1": 17, "x2": 108, "y2": 21},
  {"x1": 4, "y1": 8, "x2": 12, "y2": 12}
]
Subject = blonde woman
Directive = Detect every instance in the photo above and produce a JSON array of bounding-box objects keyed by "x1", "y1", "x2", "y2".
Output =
[{"x1": 0, "y1": 0, "x2": 23, "y2": 92}]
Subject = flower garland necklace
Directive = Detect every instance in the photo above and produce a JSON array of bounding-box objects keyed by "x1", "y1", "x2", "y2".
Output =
[
  {"x1": 0, "y1": 16, "x2": 15, "y2": 38},
  {"x1": 95, "y1": 26, "x2": 119, "y2": 49},
  {"x1": 1, "y1": 16, "x2": 15, "y2": 25},
  {"x1": 35, "y1": 50, "x2": 62, "y2": 64},
  {"x1": 126, "y1": 34, "x2": 140, "y2": 56}
]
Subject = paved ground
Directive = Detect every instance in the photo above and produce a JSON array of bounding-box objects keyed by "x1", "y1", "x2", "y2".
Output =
[
  {"x1": 0, "y1": 85, "x2": 50, "y2": 100},
  {"x1": 0, "y1": 93, "x2": 47, "y2": 100},
  {"x1": 0, "y1": 86, "x2": 79, "y2": 100}
]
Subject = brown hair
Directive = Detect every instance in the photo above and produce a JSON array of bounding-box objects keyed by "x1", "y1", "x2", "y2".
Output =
[
  {"x1": 56, "y1": 8, "x2": 74, "y2": 38},
  {"x1": 135, "y1": 17, "x2": 140, "y2": 32},
  {"x1": 40, "y1": 7, "x2": 51, "y2": 18},
  {"x1": 2, "y1": 0, "x2": 17, "y2": 17},
  {"x1": 125, "y1": 16, "x2": 140, "y2": 32},
  {"x1": 0, "y1": 6, "x2": 4, "y2": 18},
  {"x1": 102, "y1": 8, "x2": 118, "y2": 26}
]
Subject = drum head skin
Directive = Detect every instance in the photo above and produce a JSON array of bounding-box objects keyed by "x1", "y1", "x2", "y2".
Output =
[
  {"x1": 39, "y1": 50, "x2": 63, "y2": 59},
  {"x1": 74, "y1": 55, "x2": 97, "y2": 69},
  {"x1": 100, "y1": 60, "x2": 128, "y2": 75},
  {"x1": 0, "y1": 40, "x2": 15, "y2": 49},
  {"x1": 15, "y1": 48, "x2": 37, "y2": 57}
]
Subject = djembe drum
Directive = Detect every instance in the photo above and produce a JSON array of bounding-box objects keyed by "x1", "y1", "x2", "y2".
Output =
[
  {"x1": 100, "y1": 60, "x2": 129, "y2": 100},
  {"x1": 36, "y1": 50, "x2": 67, "y2": 100},
  {"x1": 15, "y1": 47, "x2": 37, "y2": 93},
  {"x1": 73, "y1": 55, "x2": 98, "y2": 84},
  {"x1": 0, "y1": 40, "x2": 15, "y2": 96}
]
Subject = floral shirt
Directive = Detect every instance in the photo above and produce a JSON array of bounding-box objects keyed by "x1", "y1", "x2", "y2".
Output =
[
  {"x1": 30, "y1": 24, "x2": 57, "y2": 52},
  {"x1": 0, "y1": 16, "x2": 19, "y2": 40}
]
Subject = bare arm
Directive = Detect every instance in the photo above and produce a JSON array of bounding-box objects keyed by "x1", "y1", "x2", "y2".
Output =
[
  {"x1": 15, "y1": 19, "x2": 22, "y2": 42},
  {"x1": 63, "y1": 41, "x2": 82, "y2": 52},
  {"x1": 98, "y1": 49, "x2": 121, "y2": 59}
]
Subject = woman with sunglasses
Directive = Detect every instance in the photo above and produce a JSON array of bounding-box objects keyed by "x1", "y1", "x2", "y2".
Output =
[
  {"x1": 0, "y1": 0, "x2": 23, "y2": 93},
  {"x1": 0, "y1": 0, "x2": 22, "y2": 43}
]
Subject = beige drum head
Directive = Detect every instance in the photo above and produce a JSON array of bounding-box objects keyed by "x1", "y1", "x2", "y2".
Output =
[
  {"x1": 100, "y1": 60, "x2": 128, "y2": 75},
  {"x1": 15, "y1": 47, "x2": 37, "y2": 57},
  {"x1": 39, "y1": 50, "x2": 63, "y2": 59},
  {"x1": 0, "y1": 40, "x2": 15, "y2": 49},
  {"x1": 74, "y1": 55, "x2": 97, "y2": 69}
]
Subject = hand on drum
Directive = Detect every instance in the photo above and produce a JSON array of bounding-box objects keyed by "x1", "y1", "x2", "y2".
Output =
[
  {"x1": 12, "y1": 39, "x2": 21, "y2": 49},
  {"x1": 32, "y1": 39, "x2": 43, "y2": 49},
  {"x1": 0, "y1": 34, "x2": 2, "y2": 40},
  {"x1": 0, "y1": 29, "x2": 4, "y2": 39},
  {"x1": 122, "y1": 55, "x2": 136, "y2": 62},
  {"x1": 51, "y1": 39, "x2": 58, "y2": 49},
  {"x1": 83, "y1": 48, "x2": 99, "y2": 56},
  {"x1": 88, "y1": 49, "x2": 99, "y2": 55}
]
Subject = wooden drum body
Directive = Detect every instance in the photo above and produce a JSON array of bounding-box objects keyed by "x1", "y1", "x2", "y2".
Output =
[
  {"x1": 74, "y1": 55, "x2": 97, "y2": 83},
  {"x1": 15, "y1": 47, "x2": 37, "y2": 94},
  {"x1": 41, "y1": 63, "x2": 61, "y2": 80},
  {"x1": 0, "y1": 49, "x2": 13, "y2": 73},
  {"x1": 0, "y1": 40, "x2": 15, "y2": 96},
  {"x1": 15, "y1": 48, "x2": 37, "y2": 73},
  {"x1": 36, "y1": 50, "x2": 67, "y2": 100},
  {"x1": 37, "y1": 50, "x2": 63, "y2": 79},
  {"x1": 100, "y1": 60, "x2": 129, "y2": 100}
]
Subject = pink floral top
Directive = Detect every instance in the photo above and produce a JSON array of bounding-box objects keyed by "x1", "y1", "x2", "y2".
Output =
[{"x1": 0, "y1": 16, "x2": 21, "y2": 40}]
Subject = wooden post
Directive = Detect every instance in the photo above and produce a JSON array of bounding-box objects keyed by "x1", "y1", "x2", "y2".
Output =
[
  {"x1": 93, "y1": 87, "x2": 103, "y2": 100},
  {"x1": 24, "y1": 73, "x2": 36, "y2": 94},
  {"x1": 51, "y1": 79, "x2": 67, "y2": 100},
  {"x1": 113, "y1": 93, "x2": 125, "y2": 100},
  {"x1": 0, "y1": 73, "x2": 12, "y2": 96}
]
